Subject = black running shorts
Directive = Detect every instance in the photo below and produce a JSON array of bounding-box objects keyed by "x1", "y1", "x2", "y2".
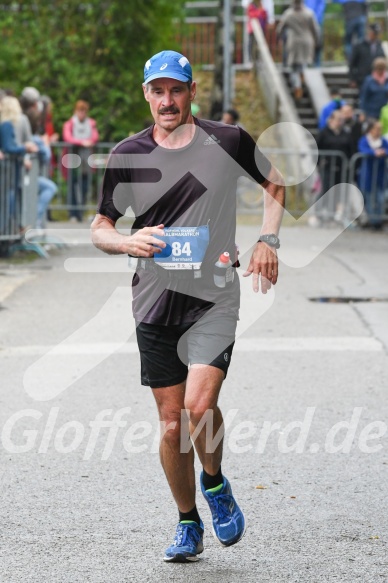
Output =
[{"x1": 135, "y1": 311, "x2": 237, "y2": 388}]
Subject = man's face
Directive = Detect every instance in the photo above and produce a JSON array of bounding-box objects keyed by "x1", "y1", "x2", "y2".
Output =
[
  {"x1": 329, "y1": 112, "x2": 344, "y2": 131},
  {"x1": 143, "y1": 78, "x2": 196, "y2": 132}
]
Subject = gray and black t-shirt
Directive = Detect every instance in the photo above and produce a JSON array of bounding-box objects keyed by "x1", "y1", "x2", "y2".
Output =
[{"x1": 97, "y1": 118, "x2": 271, "y2": 325}]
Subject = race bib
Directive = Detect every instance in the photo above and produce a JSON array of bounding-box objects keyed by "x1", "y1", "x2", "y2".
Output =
[{"x1": 153, "y1": 225, "x2": 209, "y2": 270}]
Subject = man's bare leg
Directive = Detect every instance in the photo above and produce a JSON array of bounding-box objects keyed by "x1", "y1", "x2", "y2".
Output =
[
  {"x1": 184, "y1": 365, "x2": 225, "y2": 476},
  {"x1": 151, "y1": 381, "x2": 196, "y2": 512},
  {"x1": 184, "y1": 364, "x2": 246, "y2": 547}
]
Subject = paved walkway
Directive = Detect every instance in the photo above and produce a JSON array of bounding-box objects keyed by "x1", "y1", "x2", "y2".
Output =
[{"x1": 0, "y1": 223, "x2": 387, "y2": 582}]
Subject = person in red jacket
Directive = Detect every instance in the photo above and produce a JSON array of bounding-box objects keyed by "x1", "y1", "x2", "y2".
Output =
[
  {"x1": 63, "y1": 100, "x2": 99, "y2": 222},
  {"x1": 247, "y1": 0, "x2": 268, "y2": 61}
]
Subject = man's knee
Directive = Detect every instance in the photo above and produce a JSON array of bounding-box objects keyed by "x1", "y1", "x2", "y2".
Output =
[
  {"x1": 184, "y1": 399, "x2": 218, "y2": 427},
  {"x1": 158, "y1": 409, "x2": 187, "y2": 446}
]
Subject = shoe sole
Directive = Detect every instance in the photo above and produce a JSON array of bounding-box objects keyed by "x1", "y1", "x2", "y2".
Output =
[
  {"x1": 211, "y1": 516, "x2": 248, "y2": 548},
  {"x1": 164, "y1": 554, "x2": 200, "y2": 563}
]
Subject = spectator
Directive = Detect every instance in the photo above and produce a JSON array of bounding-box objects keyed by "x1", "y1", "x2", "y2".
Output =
[
  {"x1": 1, "y1": 96, "x2": 58, "y2": 230},
  {"x1": 221, "y1": 109, "x2": 240, "y2": 125},
  {"x1": 39, "y1": 95, "x2": 59, "y2": 143},
  {"x1": 21, "y1": 93, "x2": 59, "y2": 229},
  {"x1": 316, "y1": 109, "x2": 351, "y2": 222},
  {"x1": 304, "y1": 0, "x2": 326, "y2": 66},
  {"x1": 341, "y1": 103, "x2": 365, "y2": 156},
  {"x1": 349, "y1": 23, "x2": 385, "y2": 89},
  {"x1": 63, "y1": 100, "x2": 99, "y2": 222},
  {"x1": 358, "y1": 119, "x2": 388, "y2": 229},
  {"x1": 0, "y1": 96, "x2": 36, "y2": 156},
  {"x1": 319, "y1": 88, "x2": 346, "y2": 129},
  {"x1": 0, "y1": 97, "x2": 38, "y2": 226},
  {"x1": 31, "y1": 133, "x2": 58, "y2": 230},
  {"x1": 246, "y1": 0, "x2": 268, "y2": 61},
  {"x1": 333, "y1": 0, "x2": 368, "y2": 61},
  {"x1": 379, "y1": 100, "x2": 388, "y2": 137},
  {"x1": 20, "y1": 86, "x2": 42, "y2": 138},
  {"x1": 277, "y1": 0, "x2": 320, "y2": 101},
  {"x1": 360, "y1": 57, "x2": 388, "y2": 119}
]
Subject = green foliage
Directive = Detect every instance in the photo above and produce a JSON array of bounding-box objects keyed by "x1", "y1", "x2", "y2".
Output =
[{"x1": 0, "y1": 0, "x2": 186, "y2": 141}]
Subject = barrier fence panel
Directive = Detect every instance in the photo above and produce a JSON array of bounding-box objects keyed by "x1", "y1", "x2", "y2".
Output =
[
  {"x1": 348, "y1": 152, "x2": 388, "y2": 224},
  {"x1": 47, "y1": 142, "x2": 114, "y2": 220},
  {"x1": 42, "y1": 145, "x2": 388, "y2": 225},
  {"x1": 237, "y1": 148, "x2": 378, "y2": 224},
  {"x1": 21, "y1": 156, "x2": 39, "y2": 230},
  {"x1": 0, "y1": 154, "x2": 23, "y2": 255}
]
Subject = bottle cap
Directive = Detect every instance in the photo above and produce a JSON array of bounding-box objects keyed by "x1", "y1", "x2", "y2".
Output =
[{"x1": 219, "y1": 252, "x2": 230, "y2": 263}]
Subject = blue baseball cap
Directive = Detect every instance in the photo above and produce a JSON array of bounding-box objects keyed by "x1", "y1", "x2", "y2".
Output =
[{"x1": 144, "y1": 50, "x2": 192, "y2": 84}]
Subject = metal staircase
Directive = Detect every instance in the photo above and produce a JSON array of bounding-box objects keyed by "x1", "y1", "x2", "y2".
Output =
[{"x1": 282, "y1": 70, "x2": 319, "y2": 137}]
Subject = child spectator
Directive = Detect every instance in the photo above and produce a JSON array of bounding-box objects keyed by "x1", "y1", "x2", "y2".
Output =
[{"x1": 63, "y1": 100, "x2": 99, "y2": 222}]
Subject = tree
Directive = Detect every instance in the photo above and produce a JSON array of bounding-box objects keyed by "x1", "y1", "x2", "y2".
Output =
[{"x1": 0, "y1": 0, "x2": 186, "y2": 140}]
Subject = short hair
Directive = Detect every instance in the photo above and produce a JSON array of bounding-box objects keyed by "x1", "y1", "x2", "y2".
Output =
[
  {"x1": 330, "y1": 87, "x2": 341, "y2": 97},
  {"x1": 372, "y1": 57, "x2": 387, "y2": 70},
  {"x1": 365, "y1": 118, "x2": 380, "y2": 133},
  {"x1": 21, "y1": 86, "x2": 40, "y2": 103},
  {"x1": 75, "y1": 100, "x2": 89, "y2": 112},
  {"x1": 224, "y1": 108, "x2": 240, "y2": 123},
  {"x1": 329, "y1": 109, "x2": 343, "y2": 121}
]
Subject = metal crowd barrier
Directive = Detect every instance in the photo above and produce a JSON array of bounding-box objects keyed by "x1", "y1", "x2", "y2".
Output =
[
  {"x1": 348, "y1": 152, "x2": 388, "y2": 223},
  {"x1": 21, "y1": 156, "x2": 40, "y2": 230},
  {"x1": 4, "y1": 143, "x2": 388, "y2": 229},
  {"x1": 0, "y1": 154, "x2": 42, "y2": 256},
  {"x1": 237, "y1": 148, "x2": 388, "y2": 224},
  {"x1": 0, "y1": 154, "x2": 22, "y2": 255},
  {"x1": 47, "y1": 142, "x2": 113, "y2": 220}
]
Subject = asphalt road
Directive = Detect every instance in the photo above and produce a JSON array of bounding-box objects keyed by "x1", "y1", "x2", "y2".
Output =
[{"x1": 0, "y1": 223, "x2": 387, "y2": 583}]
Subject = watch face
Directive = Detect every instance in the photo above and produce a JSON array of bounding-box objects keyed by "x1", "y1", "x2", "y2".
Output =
[{"x1": 259, "y1": 234, "x2": 279, "y2": 247}]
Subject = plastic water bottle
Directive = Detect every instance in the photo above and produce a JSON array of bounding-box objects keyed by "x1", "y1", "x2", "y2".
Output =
[{"x1": 214, "y1": 252, "x2": 234, "y2": 288}]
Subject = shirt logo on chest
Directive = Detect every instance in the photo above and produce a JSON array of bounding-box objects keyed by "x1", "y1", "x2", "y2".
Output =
[{"x1": 203, "y1": 134, "x2": 221, "y2": 145}]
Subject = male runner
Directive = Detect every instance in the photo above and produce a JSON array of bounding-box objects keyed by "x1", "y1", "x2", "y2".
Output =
[{"x1": 91, "y1": 50, "x2": 285, "y2": 562}]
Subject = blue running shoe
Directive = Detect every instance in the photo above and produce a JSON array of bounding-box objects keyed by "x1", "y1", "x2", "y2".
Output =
[
  {"x1": 164, "y1": 520, "x2": 204, "y2": 563},
  {"x1": 200, "y1": 473, "x2": 246, "y2": 546}
]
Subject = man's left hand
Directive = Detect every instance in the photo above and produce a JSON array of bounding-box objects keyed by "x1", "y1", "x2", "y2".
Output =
[{"x1": 242, "y1": 242, "x2": 278, "y2": 294}]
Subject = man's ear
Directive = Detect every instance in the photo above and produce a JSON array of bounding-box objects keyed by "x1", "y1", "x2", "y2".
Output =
[
  {"x1": 142, "y1": 84, "x2": 149, "y2": 102},
  {"x1": 190, "y1": 81, "x2": 197, "y2": 102}
]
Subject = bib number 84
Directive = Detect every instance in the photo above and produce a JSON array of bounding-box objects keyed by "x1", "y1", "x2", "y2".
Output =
[{"x1": 171, "y1": 241, "x2": 192, "y2": 256}]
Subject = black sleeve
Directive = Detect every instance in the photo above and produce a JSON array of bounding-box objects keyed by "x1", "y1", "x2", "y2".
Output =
[
  {"x1": 235, "y1": 127, "x2": 272, "y2": 184},
  {"x1": 97, "y1": 147, "x2": 133, "y2": 222}
]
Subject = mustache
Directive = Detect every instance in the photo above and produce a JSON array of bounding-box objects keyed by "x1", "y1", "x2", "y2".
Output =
[{"x1": 158, "y1": 107, "x2": 180, "y2": 114}]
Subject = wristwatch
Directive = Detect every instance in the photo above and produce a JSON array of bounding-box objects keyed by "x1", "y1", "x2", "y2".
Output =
[{"x1": 258, "y1": 234, "x2": 280, "y2": 249}]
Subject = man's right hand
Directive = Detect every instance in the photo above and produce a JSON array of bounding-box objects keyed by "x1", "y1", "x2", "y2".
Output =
[
  {"x1": 127, "y1": 224, "x2": 166, "y2": 257},
  {"x1": 91, "y1": 214, "x2": 166, "y2": 257}
]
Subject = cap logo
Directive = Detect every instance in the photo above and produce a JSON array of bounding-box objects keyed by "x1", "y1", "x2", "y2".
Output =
[
  {"x1": 160, "y1": 63, "x2": 168, "y2": 70},
  {"x1": 179, "y1": 57, "x2": 189, "y2": 68}
]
